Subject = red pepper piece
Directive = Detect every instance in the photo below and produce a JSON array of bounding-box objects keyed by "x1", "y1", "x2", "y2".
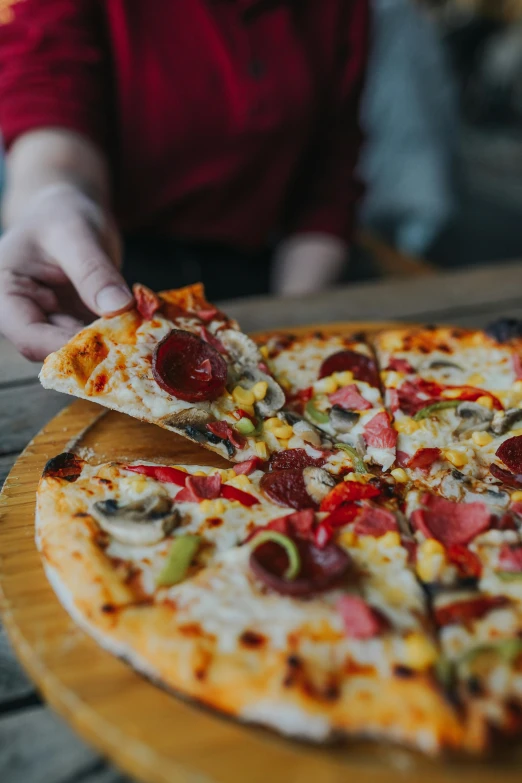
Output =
[
  {"x1": 446, "y1": 544, "x2": 482, "y2": 579},
  {"x1": 323, "y1": 504, "x2": 360, "y2": 527},
  {"x1": 133, "y1": 283, "x2": 161, "y2": 319},
  {"x1": 152, "y1": 329, "x2": 227, "y2": 402},
  {"x1": 125, "y1": 464, "x2": 188, "y2": 487},
  {"x1": 397, "y1": 447, "x2": 441, "y2": 472},
  {"x1": 221, "y1": 484, "x2": 259, "y2": 507},
  {"x1": 320, "y1": 481, "x2": 380, "y2": 513},
  {"x1": 206, "y1": 421, "x2": 246, "y2": 450},
  {"x1": 319, "y1": 349, "x2": 380, "y2": 388},
  {"x1": 314, "y1": 520, "x2": 334, "y2": 549},
  {"x1": 233, "y1": 457, "x2": 263, "y2": 475}
]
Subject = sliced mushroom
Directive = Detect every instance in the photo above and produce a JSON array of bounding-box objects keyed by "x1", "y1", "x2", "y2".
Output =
[
  {"x1": 238, "y1": 366, "x2": 286, "y2": 417},
  {"x1": 491, "y1": 408, "x2": 522, "y2": 436},
  {"x1": 329, "y1": 404, "x2": 360, "y2": 433},
  {"x1": 440, "y1": 471, "x2": 510, "y2": 510},
  {"x1": 426, "y1": 360, "x2": 463, "y2": 371},
  {"x1": 92, "y1": 495, "x2": 180, "y2": 546},
  {"x1": 454, "y1": 401, "x2": 493, "y2": 437},
  {"x1": 218, "y1": 329, "x2": 262, "y2": 367},
  {"x1": 160, "y1": 406, "x2": 214, "y2": 431},
  {"x1": 277, "y1": 411, "x2": 334, "y2": 447},
  {"x1": 303, "y1": 466, "x2": 336, "y2": 505}
]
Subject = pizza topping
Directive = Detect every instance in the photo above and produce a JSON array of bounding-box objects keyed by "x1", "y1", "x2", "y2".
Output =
[
  {"x1": 42, "y1": 452, "x2": 83, "y2": 482},
  {"x1": 156, "y1": 534, "x2": 201, "y2": 586},
  {"x1": 320, "y1": 481, "x2": 380, "y2": 513},
  {"x1": 235, "y1": 417, "x2": 256, "y2": 435},
  {"x1": 446, "y1": 544, "x2": 482, "y2": 579},
  {"x1": 305, "y1": 399, "x2": 330, "y2": 425},
  {"x1": 92, "y1": 495, "x2": 179, "y2": 546},
  {"x1": 434, "y1": 596, "x2": 508, "y2": 627},
  {"x1": 319, "y1": 350, "x2": 380, "y2": 388},
  {"x1": 269, "y1": 448, "x2": 326, "y2": 471},
  {"x1": 176, "y1": 473, "x2": 222, "y2": 502},
  {"x1": 496, "y1": 436, "x2": 522, "y2": 474},
  {"x1": 328, "y1": 405, "x2": 360, "y2": 433},
  {"x1": 250, "y1": 531, "x2": 301, "y2": 580},
  {"x1": 363, "y1": 411, "x2": 397, "y2": 449},
  {"x1": 206, "y1": 421, "x2": 246, "y2": 450},
  {"x1": 198, "y1": 325, "x2": 227, "y2": 354},
  {"x1": 333, "y1": 443, "x2": 366, "y2": 473},
  {"x1": 221, "y1": 484, "x2": 259, "y2": 507},
  {"x1": 235, "y1": 366, "x2": 286, "y2": 418},
  {"x1": 302, "y1": 466, "x2": 336, "y2": 505},
  {"x1": 413, "y1": 399, "x2": 460, "y2": 421},
  {"x1": 397, "y1": 448, "x2": 441, "y2": 472},
  {"x1": 336, "y1": 595, "x2": 386, "y2": 639},
  {"x1": 513, "y1": 354, "x2": 522, "y2": 380},
  {"x1": 152, "y1": 329, "x2": 227, "y2": 402},
  {"x1": 410, "y1": 494, "x2": 492, "y2": 546},
  {"x1": 218, "y1": 330, "x2": 262, "y2": 366},
  {"x1": 485, "y1": 317, "x2": 522, "y2": 343},
  {"x1": 491, "y1": 408, "x2": 522, "y2": 436},
  {"x1": 387, "y1": 357, "x2": 414, "y2": 374},
  {"x1": 250, "y1": 533, "x2": 351, "y2": 596},
  {"x1": 498, "y1": 544, "x2": 522, "y2": 573},
  {"x1": 133, "y1": 283, "x2": 161, "y2": 319},
  {"x1": 454, "y1": 401, "x2": 494, "y2": 436},
  {"x1": 194, "y1": 307, "x2": 219, "y2": 322},
  {"x1": 328, "y1": 384, "x2": 372, "y2": 411},
  {"x1": 353, "y1": 503, "x2": 398, "y2": 537},
  {"x1": 323, "y1": 504, "x2": 360, "y2": 528},
  {"x1": 234, "y1": 457, "x2": 263, "y2": 475},
  {"x1": 397, "y1": 379, "x2": 444, "y2": 416},
  {"x1": 489, "y1": 463, "x2": 522, "y2": 489},
  {"x1": 125, "y1": 464, "x2": 188, "y2": 487},
  {"x1": 260, "y1": 469, "x2": 319, "y2": 509}
]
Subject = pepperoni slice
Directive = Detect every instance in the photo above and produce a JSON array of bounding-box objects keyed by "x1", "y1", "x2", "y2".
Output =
[
  {"x1": 260, "y1": 469, "x2": 317, "y2": 509},
  {"x1": 446, "y1": 544, "x2": 482, "y2": 579},
  {"x1": 250, "y1": 536, "x2": 351, "y2": 596},
  {"x1": 363, "y1": 411, "x2": 397, "y2": 449},
  {"x1": 410, "y1": 494, "x2": 492, "y2": 547},
  {"x1": 269, "y1": 448, "x2": 326, "y2": 472},
  {"x1": 42, "y1": 452, "x2": 83, "y2": 482},
  {"x1": 336, "y1": 595, "x2": 387, "y2": 639},
  {"x1": 434, "y1": 596, "x2": 508, "y2": 627},
  {"x1": 490, "y1": 463, "x2": 522, "y2": 488},
  {"x1": 152, "y1": 329, "x2": 227, "y2": 402},
  {"x1": 319, "y1": 350, "x2": 380, "y2": 388},
  {"x1": 133, "y1": 283, "x2": 161, "y2": 319},
  {"x1": 320, "y1": 480, "x2": 380, "y2": 513},
  {"x1": 498, "y1": 545, "x2": 522, "y2": 573},
  {"x1": 328, "y1": 384, "x2": 372, "y2": 411},
  {"x1": 353, "y1": 503, "x2": 398, "y2": 537},
  {"x1": 496, "y1": 436, "x2": 522, "y2": 474},
  {"x1": 176, "y1": 473, "x2": 222, "y2": 502}
]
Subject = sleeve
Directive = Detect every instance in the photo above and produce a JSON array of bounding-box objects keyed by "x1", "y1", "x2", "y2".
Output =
[
  {"x1": 282, "y1": 0, "x2": 370, "y2": 243},
  {"x1": 0, "y1": 0, "x2": 107, "y2": 150}
]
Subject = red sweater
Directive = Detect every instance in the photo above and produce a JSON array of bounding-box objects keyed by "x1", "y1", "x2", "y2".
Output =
[{"x1": 0, "y1": 0, "x2": 369, "y2": 249}]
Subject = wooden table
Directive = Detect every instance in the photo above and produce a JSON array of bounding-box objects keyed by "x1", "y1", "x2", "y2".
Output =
[{"x1": 1, "y1": 259, "x2": 522, "y2": 783}]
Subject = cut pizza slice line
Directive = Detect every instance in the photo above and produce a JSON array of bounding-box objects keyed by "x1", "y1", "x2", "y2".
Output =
[
  {"x1": 260, "y1": 331, "x2": 397, "y2": 473},
  {"x1": 39, "y1": 283, "x2": 341, "y2": 467},
  {"x1": 373, "y1": 324, "x2": 522, "y2": 496}
]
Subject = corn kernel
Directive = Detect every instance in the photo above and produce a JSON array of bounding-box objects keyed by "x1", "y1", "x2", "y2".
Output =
[
  {"x1": 279, "y1": 439, "x2": 290, "y2": 450},
  {"x1": 232, "y1": 386, "x2": 256, "y2": 406},
  {"x1": 333, "y1": 370, "x2": 354, "y2": 386},
  {"x1": 471, "y1": 431, "x2": 493, "y2": 447},
  {"x1": 421, "y1": 538, "x2": 446, "y2": 556},
  {"x1": 468, "y1": 373, "x2": 485, "y2": 386},
  {"x1": 416, "y1": 538, "x2": 445, "y2": 583},
  {"x1": 394, "y1": 418, "x2": 419, "y2": 434},
  {"x1": 255, "y1": 442, "x2": 268, "y2": 459},
  {"x1": 264, "y1": 417, "x2": 281, "y2": 431},
  {"x1": 511, "y1": 490, "x2": 522, "y2": 502},
  {"x1": 259, "y1": 345, "x2": 270, "y2": 359},
  {"x1": 194, "y1": 471, "x2": 208, "y2": 477},
  {"x1": 380, "y1": 531, "x2": 401, "y2": 548},
  {"x1": 231, "y1": 474, "x2": 251, "y2": 490},
  {"x1": 314, "y1": 376, "x2": 338, "y2": 394},
  {"x1": 385, "y1": 370, "x2": 401, "y2": 389},
  {"x1": 272, "y1": 424, "x2": 294, "y2": 440},
  {"x1": 476, "y1": 395, "x2": 493, "y2": 410},
  {"x1": 391, "y1": 468, "x2": 408, "y2": 483},
  {"x1": 222, "y1": 468, "x2": 236, "y2": 482},
  {"x1": 403, "y1": 633, "x2": 438, "y2": 670},
  {"x1": 512, "y1": 428, "x2": 522, "y2": 436},
  {"x1": 444, "y1": 449, "x2": 468, "y2": 468},
  {"x1": 252, "y1": 381, "x2": 268, "y2": 401},
  {"x1": 200, "y1": 499, "x2": 225, "y2": 515},
  {"x1": 127, "y1": 476, "x2": 149, "y2": 494},
  {"x1": 514, "y1": 380, "x2": 522, "y2": 392},
  {"x1": 344, "y1": 472, "x2": 368, "y2": 483},
  {"x1": 340, "y1": 529, "x2": 357, "y2": 548}
]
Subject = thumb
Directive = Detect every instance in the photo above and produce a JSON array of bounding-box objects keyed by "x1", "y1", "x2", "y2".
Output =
[{"x1": 40, "y1": 217, "x2": 134, "y2": 316}]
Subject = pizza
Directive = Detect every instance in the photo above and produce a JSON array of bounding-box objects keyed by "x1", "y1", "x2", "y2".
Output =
[{"x1": 36, "y1": 291, "x2": 522, "y2": 756}]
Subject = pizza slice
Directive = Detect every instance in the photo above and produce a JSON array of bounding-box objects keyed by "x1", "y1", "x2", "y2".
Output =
[
  {"x1": 260, "y1": 331, "x2": 397, "y2": 473},
  {"x1": 40, "y1": 283, "x2": 332, "y2": 465},
  {"x1": 373, "y1": 322, "x2": 522, "y2": 494},
  {"x1": 404, "y1": 488, "x2": 522, "y2": 748},
  {"x1": 37, "y1": 453, "x2": 465, "y2": 754}
]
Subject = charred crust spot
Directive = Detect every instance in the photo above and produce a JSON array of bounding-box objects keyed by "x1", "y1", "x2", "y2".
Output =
[
  {"x1": 92, "y1": 372, "x2": 108, "y2": 393},
  {"x1": 194, "y1": 667, "x2": 207, "y2": 681},
  {"x1": 178, "y1": 622, "x2": 204, "y2": 637},
  {"x1": 324, "y1": 683, "x2": 340, "y2": 701},
  {"x1": 101, "y1": 603, "x2": 116, "y2": 614},
  {"x1": 94, "y1": 530, "x2": 110, "y2": 549},
  {"x1": 467, "y1": 676, "x2": 484, "y2": 696},
  {"x1": 73, "y1": 512, "x2": 89, "y2": 518},
  {"x1": 42, "y1": 452, "x2": 83, "y2": 482},
  {"x1": 207, "y1": 517, "x2": 223, "y2": 528},
  {"x1": 351, "y1": 330, "x2": 366, "y2": 342},
  {"x1": 239, "y1": 630, "x2": 265, "y2": 649},
  {"x1": 394, "y1": 664, "x2": 416, "y2": 679},
  {"x1": 437, "y1": 343, "x2": 451, "y2": 354},
  {"x1": 424, "y1": 324, "x2": 437, "y2": 331},
  {"x1": 287, "y1": 654, "x2": 301, "y2": 669},
  {"x1": 98, "y1": 478, "x2": 113, "y2": 486}
]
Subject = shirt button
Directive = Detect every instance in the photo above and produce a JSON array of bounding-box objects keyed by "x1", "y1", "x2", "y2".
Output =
[{"x1": 248, "y1": 59, "x2": 265, "y2": 80}]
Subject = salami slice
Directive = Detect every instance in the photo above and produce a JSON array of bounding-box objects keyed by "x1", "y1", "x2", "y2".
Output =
[
  {"x1": 434, "y1": 596, "x2": 508, "y2": 627},
  {"x1": 260, "y1": 469, "x2": 318, "y2": 509},
  {"x1": 319, "y1": 350, "x2": 380, "y2": 388},
  {"x1": 233, "y1": 457, "x2": 263, "y2": 475},
  {"x1": 336, "y1": 595, "x2": 386, "y2": 639},
  {"x1": 363, "y1": 411, "x2": 397, "y2": 449},
  {"x1": 498, "y1": 545, "x2": 522, "y2": 573},
  {"x1": 152, "y1": 329, "x2": 227, "y2": 402},
  {"x1": 328, "y1": 384, "x2": 372, "y2": 411},
  {"x1": 133, "y1": 283, "x2": 161, "y2": 319},
  {"x1": 353, "y1": 503, "x2": 398, "y2": 537},
  {"x1": 206, "y1": 421, "x2": 245, "y2": 450},
  {"x1": 490, "y1": 463, "x2": 522, "y2": 488},
  {"x1": 387, "y1": 357, "x2": 414, "y2": 374},
  {"x1": 397, "y1": 448, "x2": 441, "y2": 472},
  {"x1": 269, "y1": 448, "x2": 326, "y2": 472},
  {"x1": 496, "y1": 436, "x2": 522, "y2": 474},
  {"x1": 410, "y1": 494, "x2": 492, "y2": 547},
  {"x1": 176, "y1": 473, "x2": 222, "y2": 502}
]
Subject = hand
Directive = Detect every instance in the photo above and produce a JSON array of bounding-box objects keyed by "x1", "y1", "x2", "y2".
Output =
[
  {"x1": 271, "y1": 234, "x2": 348, "y2": 296},
  {"x1": 0, "y1": 182, "x2": 133, "y2": 361}
]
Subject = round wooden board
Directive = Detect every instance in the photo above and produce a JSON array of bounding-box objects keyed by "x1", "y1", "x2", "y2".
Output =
[{"x1": 0, "y1": 321, "x2": 521, "y2": 783}]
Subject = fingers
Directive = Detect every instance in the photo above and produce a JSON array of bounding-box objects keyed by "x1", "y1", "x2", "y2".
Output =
[{"x1": 39, "y1": 218, "x2": 133, "y2": 316}]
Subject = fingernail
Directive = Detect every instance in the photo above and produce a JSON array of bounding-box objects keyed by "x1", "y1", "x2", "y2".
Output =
[{"x1": 95, "y1": 285, "x2": 133, "y2": 314}]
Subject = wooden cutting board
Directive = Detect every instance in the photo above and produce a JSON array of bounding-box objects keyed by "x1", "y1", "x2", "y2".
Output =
[{"x1": 0, "y1": 322, "x2": 521, "y2": 783}]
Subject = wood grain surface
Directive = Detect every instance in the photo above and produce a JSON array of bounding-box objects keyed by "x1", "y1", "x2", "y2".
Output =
[{"x1": 1, "y1": 320, "x2": 522, "y2": 783}]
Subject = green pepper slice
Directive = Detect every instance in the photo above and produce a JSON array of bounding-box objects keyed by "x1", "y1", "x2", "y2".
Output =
[
  {"x1": 236, "y1": 417, "x2": 256, "y2": 435},
  {"x1": 305, "y1": 399, "x2": 329, "y2": 425},
  {"x1": 334, "y1": 443, "x2": 366, "y2": 473},
  {"x1": 156, "y1": 535, "x2": 201, "y2": 587},
  {"x1": 496, "y1": 571, "x2": 522, "y2": 583},
  {"x1": 460, "y1": 638, "x2": 522, "y2": 668},
  {"x1": 413, "y1": 400, "x2": 461, "y2": 421},
  {"x1": 251, "y1": 530, "x2": 301, "y2": 580}
]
